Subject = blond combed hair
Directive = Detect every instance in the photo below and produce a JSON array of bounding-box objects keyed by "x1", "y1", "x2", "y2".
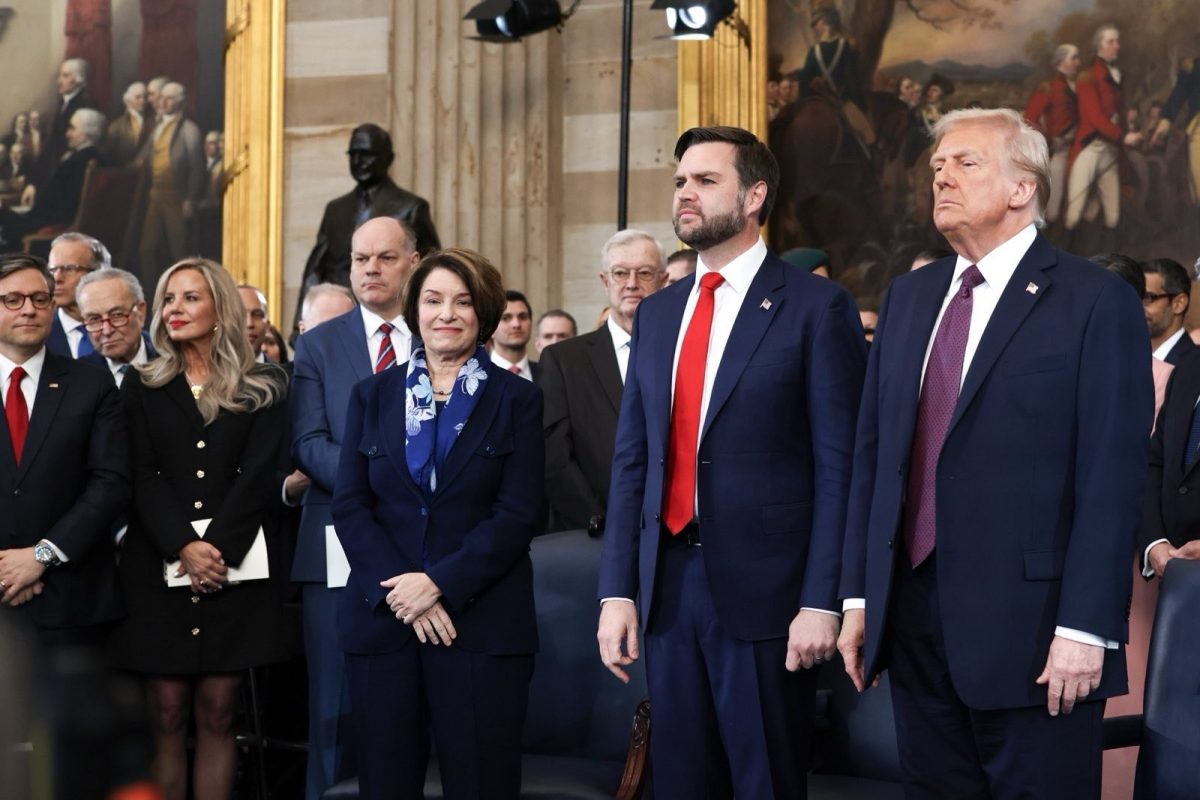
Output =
[{"x1": 140, "y1": 258, "x2": 285, "y2": 424}]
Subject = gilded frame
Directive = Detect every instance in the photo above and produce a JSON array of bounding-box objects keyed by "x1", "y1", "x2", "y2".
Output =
[
  {"x1": 222, "y1": 0, "x2": 286, "y2": 316},
  {"x1": 676, "y1": 0, "x2": 767, "y2": 140}
]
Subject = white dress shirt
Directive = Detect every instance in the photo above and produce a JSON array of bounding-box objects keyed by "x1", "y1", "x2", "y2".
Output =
[
  {"x1": 490, "y1": 351, "x2": 533, "y2": 381},
  {"x1": 0, "y1": 348, "x2": 66, "y2": 560},
  {"x1": 59, "y1": 308, "x2": 88, "y2": 358},
  {"x1": 606, "y1": 316, "x2": 632, "y2": 384},
  {"x1": 360, "y1": 307, "x2": 411, "y2": 367},
  {"x1": 106, "y1": 338, "x2": 150, "y2": 388},
  {"x1": 845, "y1": 225, "x2": 1114, "y2": 649},
  {"x1": 1152, "y1": 328, "x2": 1186, "y2": 363}
]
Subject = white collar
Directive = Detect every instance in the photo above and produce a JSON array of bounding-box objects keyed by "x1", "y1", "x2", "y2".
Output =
[
  {"x1": 360, "y1": 306, "x2": 408, "y2": 339},
  {"x1": 107, "y1": 337, "x2": 149, "y2": 371},
  {"x1": 606, "y1": 315, "x2": 631, "y2": 350},
  {"x1": 951, "y1": 224, "x2": 1037, "y2": 289},
  {"x1": 58, "y1": 307, "x2": 84, "y2": 332},
  {"x1": 693, "y1": 236, "x2": 768, "y2": 296},
  {"x1": 0, "y1": 347, "x2": 46, "y2": 387},
  {"x1": 490, "y1": 351, "x2": 529, "y2": 372}
]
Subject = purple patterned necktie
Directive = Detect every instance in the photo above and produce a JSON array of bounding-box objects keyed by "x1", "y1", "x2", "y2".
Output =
[{"x1": 904, "y1": 264, "x2": 985, "y2": 567}]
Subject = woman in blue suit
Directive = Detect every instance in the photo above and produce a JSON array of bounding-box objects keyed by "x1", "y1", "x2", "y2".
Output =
[{"x1": 332, "y1": 248, "x2": 544, "y2": 800}]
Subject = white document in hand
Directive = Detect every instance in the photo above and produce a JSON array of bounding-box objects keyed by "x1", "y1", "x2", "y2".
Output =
[
  {"x1": 325, "y1": 524, "x2": 351, "y2": 588},
  {"x1": 164, "y1": 518, "x2": 270, "y2": 587}
]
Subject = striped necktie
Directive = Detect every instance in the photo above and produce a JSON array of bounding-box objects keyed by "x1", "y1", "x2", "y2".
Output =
[{"x1": 375, "y1": 322, "x2": 396, "y2": 373}]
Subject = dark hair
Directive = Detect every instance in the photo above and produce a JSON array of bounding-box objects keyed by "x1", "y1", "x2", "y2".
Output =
[
  {"x1": 349, "y1": 122, "x2": 394, "y2": 158},
  {"x1": 0, "y1": 253, "x2": 54, "y2": 295},
  {"x1": 673, "y1": 126, "x2": 780, "y2": 224},
  {"x1": 1143, "y1": 257, "x2": 1191, "y2": 298},
  {"x1": 667, "y1": 249, "x2": 698, "y2": 269},
  {"x1": 1090, "y1": 253, "x2": 1144, "y2": 296},
  {"x1": 536, "y1": 309, "x2": 577, "y2": 336},
  {"x1": 812, "y1": 7, "x2": 843, "y2": 33},
  {"x1": 403, "y1": 248, "x2": 506, "y2": 344},
  {"x1": 914, "y1": 247, "x2": 954, "y2": 264},
  {"x1": 504, "y1": 289, "x2": 532, "y2": 318},
  {"x1": 264, "y1": 325, "x2": 290, "y2": 365}
]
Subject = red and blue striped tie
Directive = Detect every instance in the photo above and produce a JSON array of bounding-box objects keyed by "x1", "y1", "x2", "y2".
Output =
[{"x1": 375, "y1": 322, "x2": 396, "y2": 373}]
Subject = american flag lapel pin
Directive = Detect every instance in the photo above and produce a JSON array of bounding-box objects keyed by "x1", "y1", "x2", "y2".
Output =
[
  {"x1": 760, "y1": 298, "x2": 772, "y2": 311},
  {"x1": 48, "y1": 383, "x2": 59, "y2": 389},
  {"x1": 1025, "y1": 282, "x2": 1039, "y2": 295}
]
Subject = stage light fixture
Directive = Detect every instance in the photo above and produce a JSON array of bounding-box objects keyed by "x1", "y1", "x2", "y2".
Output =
[
  {"x1": 464, "y1": 0, "x2": 575, "y2": 43},
  {"x1": 650, "y1": 0, "x2": 736, "y2": 40}
]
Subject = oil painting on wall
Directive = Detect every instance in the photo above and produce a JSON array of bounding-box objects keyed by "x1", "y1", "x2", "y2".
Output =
[
  {"x1": 766, "y1": 0, "x2": 1200, "y2": 306},
  {"x1": 0, "y1": 0, "x2": 226, "y2": 293}
]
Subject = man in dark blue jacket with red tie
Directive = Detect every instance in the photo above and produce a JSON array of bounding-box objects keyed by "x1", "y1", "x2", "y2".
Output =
[
  {"x1": 838, "y1": 108, "x2": 1151, "y2": 797},
  {"x1": 596, "y1": 126, "x2": 866, "y2": 798}
]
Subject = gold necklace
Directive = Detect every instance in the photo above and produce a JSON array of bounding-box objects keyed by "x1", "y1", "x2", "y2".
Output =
[{"x1": 184, "y1": 370, "x2": 205, "y2": 400}]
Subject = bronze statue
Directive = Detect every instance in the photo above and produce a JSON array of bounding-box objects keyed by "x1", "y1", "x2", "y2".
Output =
[{"x1": 295, "y1": 123, "x2": 440, "y2": 330}]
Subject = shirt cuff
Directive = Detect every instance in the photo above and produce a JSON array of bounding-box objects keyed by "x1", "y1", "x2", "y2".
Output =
[
  {"x1": 281, "y1": 481, "x2": 301, "y2": 508},
  {"x1": 1143, "y1": 538, "x2": 1169, "y2": 578},
  {"x1": 1055, "y1": 626, "x2": 1118, "y2": 650},
  {"x1": 42, "y1": 539, "x2": 69, "y2": 563},
  {"x1": 114, "y1": 524, "x2": 128, "y2": 547},
  {"x1": 801, "y1": 606, "x2": 841, "y2": 618},
  {"x1": 600, "y1": 597, "x2": 635, "y2": 605},
  {"x1": 842, "y1": 598, "x2": 865, "y2": 612}
]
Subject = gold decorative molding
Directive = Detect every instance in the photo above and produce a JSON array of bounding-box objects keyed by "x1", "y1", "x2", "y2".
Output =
[
  {"x1": 222, "y1": 0, "x2": 285, "y2": 315},
  {"x1": 676, "y1": 0, "x2": 767, "y2": 140}
]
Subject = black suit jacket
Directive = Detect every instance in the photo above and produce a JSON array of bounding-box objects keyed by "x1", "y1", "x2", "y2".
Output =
[
  {"x1": 1164, "y1": 329, "x2": 1196, "y2": 366},
  {"x1": 0, "y1": 352, "x2": 129, "y2": 630},
  {"x1": 530, "y1": 358, "x2": 542, "y2": 386},
  {"x1": 1143, "y1": 350, "x2": 1200, "y2": 556},
  {"x1": 540, "y1": 328, "x2": 624, "y2": 531},
  {"x1": 45, "y1": 91, "x2": 95, "y2": 170}
]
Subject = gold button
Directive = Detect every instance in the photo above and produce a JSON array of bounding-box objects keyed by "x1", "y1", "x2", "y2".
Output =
[
  {"x1": 191, "y1": 627, "x2": 200, "y2": 636},
  {"x1": 191, "y1": 595, "x2": 200, "y2": 604},
  {"x1": 194, "y1": 501, "x2": 203, "y2": 510},
  {"x1": 196, "y1": 440, "x2": 206, "y2": 449},
  {"x1": 196, "y1": 470, "x2": 205, "y2": 479}
]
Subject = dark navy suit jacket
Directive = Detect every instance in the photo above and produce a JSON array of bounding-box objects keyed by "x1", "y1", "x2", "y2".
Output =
[
  {"x1": 840, "y1": 235, "x2": 1152, "y2": 710},
  {"x1": 596, "y1": 251, "x2": 867, "y2": 640},
  {"x1": 290, "y1": 308, "x2": 373, "y2": 582},
  {"x1": 79, "y1": 331, "x2": 157, "y2": 373},
  {"x1": 332, "y1": 361, "x2": 544, "y2": 656}
]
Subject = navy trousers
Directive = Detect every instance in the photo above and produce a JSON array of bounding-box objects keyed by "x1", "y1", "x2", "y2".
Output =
[
  {"x1": 887, "y1": 555, "x2": 1105, "y2": 799},
  {"x1": 301, "y1": 583, "x2": 355, "y2": 800},
  {"x1": 644, "y1": 536, "x2": 817, "y2": 800}
]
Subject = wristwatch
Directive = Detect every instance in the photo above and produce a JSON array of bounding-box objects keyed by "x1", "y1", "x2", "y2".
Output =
[{"x1": 34, "y1": 540, "x2": 61, "y2": 567}]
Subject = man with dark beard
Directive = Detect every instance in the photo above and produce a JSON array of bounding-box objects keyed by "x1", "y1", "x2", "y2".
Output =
[{"x1": 596, "y1": 126, "x2": 866, "y2": 798}]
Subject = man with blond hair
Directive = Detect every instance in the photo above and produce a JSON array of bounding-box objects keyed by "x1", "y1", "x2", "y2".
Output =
[{"x1": 839, "y1": 107, "x2": 1150, "y2": 795}]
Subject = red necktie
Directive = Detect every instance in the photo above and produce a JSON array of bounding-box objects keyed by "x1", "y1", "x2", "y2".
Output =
[
  {"x1": 904, "y1": 265, "x2": 984, "y2": 567},
  {"x1": 662, "y1": 272, "x2": 725, "y2": 534},
  {"x1": 6, "y1": 366, "x2": 28, "y2": 463},
  {"x1": 508, "y1": 365, "x2": 521, "y2": 375},
  {"x1": 375, "y1": 322, "x2": 396, "y2": 373}
]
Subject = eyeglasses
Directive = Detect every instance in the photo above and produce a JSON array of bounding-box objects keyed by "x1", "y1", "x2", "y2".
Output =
[
  {"x1": 83, "y1": 305, "x2": 138, "y2": 332},
  {"x1": 609, "y1": 268, "x2": 661, "y2": 285},
  {"x1": 0, "y1": 292, "x2": 52, "y2": 311},
  {"x1": 47, "y1": 264, "x2": 94, "y2": 276},
  {"x1": 1142, "y1": 292, "x2": 1177, "y2": 306}
]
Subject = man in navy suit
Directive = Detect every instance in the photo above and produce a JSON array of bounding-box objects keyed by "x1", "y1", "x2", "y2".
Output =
[
  {"x1": 290, "y1": 216, "x2": 420, "y2": 800},
  {"x1": 596, "y1": 126, "x2": 866, "y2": 798},
  {"x1": 76, "y1": 268, "x2": 155, "y2": 386},
  {"x1": 46, "y1": 232, "x2": 112, "y2": 359},
  {"x1": 837, "y1": 108, "x2": 1151, "y2": 797}
]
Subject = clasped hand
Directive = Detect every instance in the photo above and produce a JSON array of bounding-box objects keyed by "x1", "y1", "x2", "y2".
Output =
[
  {"x1": 178, "y1": 540, "x2": 227, "y2": 594},
  {"x1": 0, "y1": 547, "x2": 46, "y2": 605},
  {"x1": 381, "y1": 572, "x2": 441, "y2": 624}
]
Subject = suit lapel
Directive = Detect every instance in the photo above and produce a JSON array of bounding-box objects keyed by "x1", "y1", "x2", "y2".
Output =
[
  {"x1": 335, "y1": 311, "x2": 374, "y2": 380},
  {"x1": 16, "y1": 356, "x2": 70, "y2": 481},
  {"x1": 164, "y1": 374, "x2": 207, "y2": 431},
  {"x1": 378, "y1": 371, "x2": 428, "y2": 503},
  {"x1": 1176, "y1": 365, "x2": 1200, "y2": 480},
  {"x1": 584, "y1": 329, "x2": 623, "y2": 415},
  {"x1": 700, "y1": 255, "x2": 785, "y2": 441},
  {"x1": 434, "y1": 363, "x2": 506, "y2": 493},
  {"x1": 652, "y1": 281, "x2": 693, "y2": 449},
  {"x1": 893, "y1": 261, "x2": 956, "y2": 464},
  {"x1": 946, "y1": 236, "x2": 1056, "y2": 438}
]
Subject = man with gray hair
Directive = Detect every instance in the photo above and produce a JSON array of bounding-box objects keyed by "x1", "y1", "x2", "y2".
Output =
[
  {"x1": 839, "y1": 107, "x2": 1150, "y2": 796},
  {"x1": 46, "y1": 232, "x2": 111, "y2": 358},
  {"x1": 541, "y1": 228, "x2": 665, "y2": 533},
  {"x1": 0, "y1": 109, "x2": 105, "y2": 250},
  {"x1": 1023, "y1": 43, "x2": 1081, "y2": 224},
  {"x1": 105, "y1": 81, "x2": 150, "y2": 166},
  {"x1": 76, "y1": 268, "x2": 154, "y2": 385},
  {"x1": 137, "y1": 81, "x2": 204, "y2": 283}
]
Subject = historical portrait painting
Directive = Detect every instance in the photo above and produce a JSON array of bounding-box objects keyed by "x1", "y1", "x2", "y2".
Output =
[
  {"x1": 767, "y1": 0, "x2": 1200, "y2": 305},
  {"x1": 0, "y1": 0, "x2": 226, "y2": 293}
]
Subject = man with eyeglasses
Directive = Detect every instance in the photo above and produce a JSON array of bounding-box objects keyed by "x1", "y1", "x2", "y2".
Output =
[
  {"x1": 76, "y1": 268, "x2": 154, "y2": 387},
  {"x1": 1142, "y1": 257, "x2": 1195, "y2": 365},
  {"x1": 0, "y1": 253, "x2": 129, "y2": 651},
  {"x1": 46, "y1": 232, "x2": 111, "y2": 359},
  {"x1": 540, "y1": 229, "x2": 666, "y2": 533}
]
